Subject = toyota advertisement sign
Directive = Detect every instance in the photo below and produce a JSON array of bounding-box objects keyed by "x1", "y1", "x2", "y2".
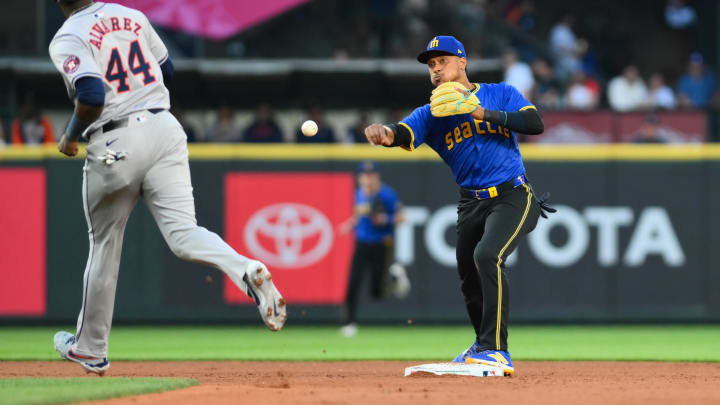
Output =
[{"x1": 224, "y1": 173, "x2": 354, "y2": 304}]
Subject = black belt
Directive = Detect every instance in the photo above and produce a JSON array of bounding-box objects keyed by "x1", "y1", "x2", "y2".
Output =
[
  {"x1": 91, "y1": 108, "x2": 166, "y2": 137},
  {"x1": 459, "y1": 175, "x2": 527, "y2": 200}
]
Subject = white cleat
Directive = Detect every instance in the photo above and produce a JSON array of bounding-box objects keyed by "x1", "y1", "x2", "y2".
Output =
[
  {"x1": 53, "y1": 331, "x2": 110, "y2": 376},
  {"x1": 243, "y1": 261, "x2": 287, "y2": 331}
]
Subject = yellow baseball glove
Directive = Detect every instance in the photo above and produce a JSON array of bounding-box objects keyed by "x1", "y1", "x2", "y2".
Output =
[{"x1": 430, "y1": 81, "x2": 480, "y2": 117}]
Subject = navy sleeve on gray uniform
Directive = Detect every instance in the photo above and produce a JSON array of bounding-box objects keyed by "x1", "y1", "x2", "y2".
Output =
[
  {"x1": 160, "y1": 57, "x2": 174, "y2": 84},
  {"x1": 75, "y1": 77, "x2": 105, "y2": 106}
]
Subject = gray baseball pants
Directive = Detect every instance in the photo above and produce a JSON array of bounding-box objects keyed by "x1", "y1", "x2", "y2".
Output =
[{"x1": 73, "y1": 110, "x2": 251, "y2": 358}]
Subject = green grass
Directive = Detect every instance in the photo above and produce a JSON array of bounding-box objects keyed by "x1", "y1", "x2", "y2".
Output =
[
  {"x1": 1, "y1": 325, "x2": 719, "y2": 362},
  {"x1": 0, "y1": 378, "x2": 197, "y2": 405}
]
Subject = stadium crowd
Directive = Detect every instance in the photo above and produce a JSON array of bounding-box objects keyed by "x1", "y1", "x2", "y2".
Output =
[{"x1": 0, "y1": 0, "x2": 714, "y2": 145}]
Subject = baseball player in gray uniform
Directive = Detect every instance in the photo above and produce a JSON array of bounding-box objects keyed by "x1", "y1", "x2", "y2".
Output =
[{"x1": 49, "y1": 0, "x2": 287, "y2": 375}]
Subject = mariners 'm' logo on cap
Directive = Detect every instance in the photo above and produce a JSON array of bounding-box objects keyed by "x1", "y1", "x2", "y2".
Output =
[
  {"x1": 63, "y1": 55, "x2": 80, "y2": 74},
  {"x1": 429, "y1": 36, "x2": 439, "y2": 48}
]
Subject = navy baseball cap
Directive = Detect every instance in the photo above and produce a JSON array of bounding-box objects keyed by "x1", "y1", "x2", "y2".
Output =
[
  {"x1": 357, "y1": 161, "x2": 379, "y2": 173},
  {"x1": 417, "y1": 36, "x2": 466, "y2": 64}
]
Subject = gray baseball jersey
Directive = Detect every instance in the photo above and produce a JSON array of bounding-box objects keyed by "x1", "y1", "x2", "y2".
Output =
[
  {"x1": 49, "y1": 2, "x2": 169, "y2": 137},
  {"x1": 49, "y1": 2, "x2": 286, "y2": 360}
]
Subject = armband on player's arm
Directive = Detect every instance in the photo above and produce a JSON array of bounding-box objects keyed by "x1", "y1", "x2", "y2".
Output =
[
  {"x1": 65, "y1": 78, "x2": 105, "y2": 141},
  {"x1": 160, "y1": 57, "x2": 174, "y2": 84},
  {"x1": 482, "y1": 108, "x2": 544, "y2": 135},
  {"x1": 384, "y1": 123, "x2": 413, "y2": 148}
]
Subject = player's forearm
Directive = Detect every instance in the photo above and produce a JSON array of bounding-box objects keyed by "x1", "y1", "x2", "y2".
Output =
[
  {"x1": 75, "y1": 103, "x2": 103, "y2": 123},
  {"x1": 384, "y1": 124, "x2": 412, "y2": 148},
  {"x1": 473, "y1": 108, "x2": 544, "y2": 135},
  {"x1": 65, "y1": 103, "x2": 103, "y2": 141}
]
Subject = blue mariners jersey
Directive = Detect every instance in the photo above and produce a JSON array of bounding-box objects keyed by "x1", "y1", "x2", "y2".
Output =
[
  {"x1": 400, "y1": 82, "x2": 535, "y2": 189},
  {"x1": 354, "y1": 184, "x2": 398, "y2": 243}
]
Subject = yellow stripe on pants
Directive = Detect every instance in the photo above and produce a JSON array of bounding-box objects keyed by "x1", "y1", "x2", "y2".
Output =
[{"x1": 495, "y1": 184, "x2": 532, "y2": 349}]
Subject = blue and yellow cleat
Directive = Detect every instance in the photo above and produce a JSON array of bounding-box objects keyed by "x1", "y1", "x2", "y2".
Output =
[
  {"x1": 465, "y1": 350, "x2": 514, "y2": 376},
  {"x1": 452, "y1": 340, "x2": 482, "y2": 363}
]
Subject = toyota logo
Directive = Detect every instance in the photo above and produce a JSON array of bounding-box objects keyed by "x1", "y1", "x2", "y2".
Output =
[{"x1": 244, "y1": 203, "x2": 334, "y2": 269}]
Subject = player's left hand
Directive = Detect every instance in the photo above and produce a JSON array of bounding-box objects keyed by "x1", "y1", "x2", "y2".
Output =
[
  {"x1": 365, "y1": 124, "x2": 394, "y2": 146},
  {"x1": 58, "y1": 135, "x2": 79, "y2": 157},
  {"x1": 430, "y1": 81, "x2": 481, "y2": 117}
]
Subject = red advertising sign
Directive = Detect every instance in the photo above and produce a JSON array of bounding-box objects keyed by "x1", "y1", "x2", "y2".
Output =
[
  {"x1": 530, "y1": 111, "x2": 614, "y2": 143},
  {"x1": 616, "y1": 111, "x2": 706, "y2": 142},
  {"x1": 527, "y1": 111, "x2": 707, "y2": 143},
  {"x1": 224, "y1": 173, "x2": 354, "y2": 304},
  {"x1": 0, "y1": 168, "x2": 46, "y2": 316}
]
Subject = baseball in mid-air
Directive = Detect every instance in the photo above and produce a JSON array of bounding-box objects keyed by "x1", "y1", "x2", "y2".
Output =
[{"x1": 301, "y1": 120, "x2": 318, "y2": 137}]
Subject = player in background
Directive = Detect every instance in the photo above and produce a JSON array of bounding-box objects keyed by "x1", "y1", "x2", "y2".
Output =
[
  {"x1": 338, "y1": 161, "x2": 410, "y2": 337},
  {"x1": 48, "y1": 0, "x2": 286, "y2": 375},
  {"x1": 364, "y1": 36, "x2": 554, "y2": 375}
]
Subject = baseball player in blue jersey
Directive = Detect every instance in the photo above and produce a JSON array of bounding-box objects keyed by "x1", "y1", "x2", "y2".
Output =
[
  {"x1": 339, "y1": 161, "x2": 410, "y2": 337},
  {"x1": 365, "y1": 36, "x2": 554, "y2": 376}
]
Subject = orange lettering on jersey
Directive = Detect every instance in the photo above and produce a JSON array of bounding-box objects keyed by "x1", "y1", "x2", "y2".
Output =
[
  {"x1": 91, "y1": 23, "x2": 107, "y2": 36},
  {"x1": 474, "y1": 119, "x2": 486, "y2": 135},
  {"x1": 461, "y1": 121, "x2": 473, "y2": 138},
  {"x1": 99, "y1": 19, "x2": 111, "y2": 33},
  {"x1": 90, "y1": 39, "x2": 102, "y2": 51},
  {"x1": 486, "y1": 121, "x2": 497, "y2": 134},
  {"x1": 454, "y1": 127, "x2": 462, "y2": 144},
  {"x1": 503, "y1": 127, "x2": 510, "y2": 138},
  {"x1": 445, "y1": 132, "x2": 453, "y2": 150},
  {"x1": 87, "y1": 17, "x2": 141, "y2": 50}
]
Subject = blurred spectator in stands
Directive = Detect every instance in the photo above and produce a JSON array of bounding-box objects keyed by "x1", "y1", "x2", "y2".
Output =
[
  {"x1": 502, "y1": 48, "x2": 534, "y2": 100},
  {"x1": 502, "y1": 0, "x2": 537, "y2": 61},
  {"x1": 242, "y1": 103, "x2": 284, "y2": 143},
  {"x1": 171, "y1": 108, "x2": 199, "y2": 143},
  {"x1": 395, "y1": 0, "x2": 431, "y2": 58},
  {"x1": 608, "y1": 65, "x2": 648, "y2": 112},
  {"x1": 456, "y1": 0, "x2": 487, "y2": 37},
  {"x1": 549, "y1": 11, "x2": 581, "y2": 80},
  {"x1": 11, "y1": 93, "x2": 54, "y2": 145},
  {"x1": 369, "y1": 0, "x2": 399, "y2": 57},
  {"x1": 647, "y1": 73, "x2": 677, "y2": 110},
  {"x1": 348, "y1": 111, "x2": 371, "y2": 143},
  {"x1": 207, "y1": 105, "x2": 241, "y2": 142},
  {"x1": 504, "y1": 0, "x2": 536, "y2": 33},
  {"x1": 532, "y1": 59, "x2": 563, "y2": 110},
  {"x1": 296, "y1": 105, "x2": 336, "y2": 143},
  {"x1": 631, "y1": 114, "x2": 667, "y2": 144},
  {"x1": 665, "y1": 0, "x2": 696, "y2": 29},
  {"x1": 565, "y1": 71, "x2": 599, "y2": 110},
  {"x1": 677, "y1": 52, "x2": 716, "y2": 109}
]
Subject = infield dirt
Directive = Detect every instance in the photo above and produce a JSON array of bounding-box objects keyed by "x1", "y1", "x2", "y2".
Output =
[{"x1": 2, "y1": 361, "x2": 719, "y2": 405}]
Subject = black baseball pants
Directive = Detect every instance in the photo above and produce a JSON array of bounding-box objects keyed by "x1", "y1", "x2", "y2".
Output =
[
  {"x1": 343, "y1": 240, "x2": 393, "y2": 324},
  {"x1": 456, "y1": 184, "x2": 540, "y2": 351}
]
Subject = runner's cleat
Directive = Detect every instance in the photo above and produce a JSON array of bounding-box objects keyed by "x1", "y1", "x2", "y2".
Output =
[{"x1": 243, "y1": 261, "x2": 287, "y2": 331}]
